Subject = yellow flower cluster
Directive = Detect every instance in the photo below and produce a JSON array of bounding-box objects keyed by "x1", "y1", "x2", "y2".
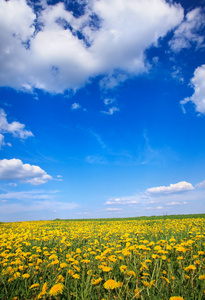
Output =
[{"x1": 0, "y1": 217, "x2": 204, "y2": 299}]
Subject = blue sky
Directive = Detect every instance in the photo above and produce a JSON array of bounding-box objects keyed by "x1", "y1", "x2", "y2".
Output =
[{"x1": 0, "y1": 0, "x2": 205, "y2": 222}]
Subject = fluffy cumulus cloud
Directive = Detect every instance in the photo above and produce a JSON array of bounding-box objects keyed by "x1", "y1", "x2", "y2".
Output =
[
  {"x1": 0, "y1": 0, "x2": 184, "y2": 93},
  {"x1": 146, "y1": 181, "x2": 194, "y2": 195},
  {"x1": 169, "y1": 7, "x2": 205, "y2": 52},
  {"x1": 0, "y1": 108, "x2": 33, "y2": 147},
  {"x1": 0, "y1": 158, "x2": 52, "y2": 185},
  {"x1": 180, "y1": 65, "x2": 205, "y2": 114}
]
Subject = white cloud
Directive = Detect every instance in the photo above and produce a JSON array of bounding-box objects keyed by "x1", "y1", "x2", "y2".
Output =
[
  {"x1": 196, "y1": 180, "x2": 205, "y2": 189},
  {"x1": 0, "y1": 133, "x2": 5, "y2": 148},
  {"x1": 0, "y1": 109, "x2": 33, "y2": 148},
  {"x1": 169, "y1": 8, "x2": 205, "y2": 52},
  {"x1": 105, "y1": 196, "x2": 139, "y2": 205},
  {"x1": 104, "y1": 98, "x2": 115, "y2": 106},
  {"x1": 71, "y1": 102, "x2": 81, "y2": 110},
  {"x1": 0, "y1": 159, "x2": 52, "y2": 185},
  {"x1": 105, "y1": 208, "x2": 122, "y2": 211},
  {"x1": 146, "y1": 181, "x2": 194, "y2": 195},
  {"x1": 166, "y1": 201, "x2": 181, "y2": 206},
  {"x1": 180, "y1": 65, "x2": 205, "y2": 114},
  {"x1": 101, "y1": 106, "x2": 119, "y2": 115},
  {"x1": 0, "y1": 0, "x2": 183, "y2": 93}
]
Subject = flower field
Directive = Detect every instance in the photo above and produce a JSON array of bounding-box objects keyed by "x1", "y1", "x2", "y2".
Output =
[{"x1": 0, "y1": 216, "x2": 205, "y2": 299}]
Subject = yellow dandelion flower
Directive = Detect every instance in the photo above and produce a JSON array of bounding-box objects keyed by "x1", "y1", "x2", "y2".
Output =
[
  {"x1": 126, "y1": 270, "x2": 136, "y2": 277},
  {"x1": 161, "y1": 276, "x2": 170, "y2": 284},
  {"x1": 120, "y1": 265, "x2": 127, "y2": 273},
  {"x1": 134, "y1": 288, "x2": 140, "y2": 298},
  {"x1": 72, "y1": 273, "x2": 80, "y2": 279},
  {"x1": 199, "y1": 275, "x2": 205, "y2": 280},
  {"x1": 56, "y1": 275, "x2": 64, "y2": 283},
  {"x1": 60, "y1": 262, "x2": 67, "y2": 268},
  {"x1": 185, "y1": 265, "x2": 196, "y2": 272},
  {"x1": 142, "y1": 281, "x2": 149, "y2": 287},
  {"x1": 102, "y1": 266, "x2": 112, "y2": 272},
  {"x1": 104, "y1": 279, "x2": 122, "y2": 290},
  {"x1": 42, "y1": 282, "x2": 48, "y2": 293},
  {"x1": 22, "y1": 273, "x2": 30, "y2": 279},
  {"x1": 91, "y1": 277, "x2": 102, "y2": 285},
  {"x1": 68, "y1": 269, "x2": 74, "y2": 276},
  {"x1": 29, "y1": 283, "x2": 40, "y2": 289},
  {"x1": 49, "y1": 283, "x2": 64, "y2": 296},
  {"x1": 169, "y1": 297, "x2": 184, "y2": 300}
]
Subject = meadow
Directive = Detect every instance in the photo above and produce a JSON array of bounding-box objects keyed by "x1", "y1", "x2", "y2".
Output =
[{"x1": 0, "y1": 214, "x2": 204, "y2": 300}]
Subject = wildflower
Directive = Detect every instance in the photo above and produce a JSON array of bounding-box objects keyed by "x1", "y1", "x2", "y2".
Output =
[
  {"x1": 56, "y1": 275, "x2": 64, "y2": 283},
  {"x1": 22, "y1": 273, "x2": 30, "y2": 279},
  {"x1": 72, "y1": 274, "x2": 80, "y2": 279},
  {"x1": 29, "y1": 283, "x2": 40, "y2": 289},
  {"x1": 176, "y1": 246, "x2": 186, "y2": 253},
  {"x1": 68, "y1": 269, "x2": 74, "y2": 276},
  {"x1": 91, "y1": 277, "x2": 102, "y2": 285},
  {"x1": 60, "y1": 262, "x2": 67, "y2": 268},
  {"x1": 120, "y1": 265, "x2": 127, "y2": 273},
  {"x1": 169, "y1": 297, "x2": 184, "y2": 300},
  {"x1": 161, "y1": 276, "x2": 170, "y2": 284},
  {"x1": 142, "y1": 281, "x2": 149, "y2": 287},
  {"x1": 126, "y1": 270, "x2": 136, "y2": 277},
  {"x1": 73, "y1": 265, "x2": 80, "y2": 272},
  {"x1": 49, "y1": 283, "x2": 64, "y2": 296},
  {"x1": 199, "y1": 275, "x2": 205, "y2": 280},
  {"x1": 104, "y1": 279, "x2": 122, "y2": 290},
  {"x1": 152, "y1": 254, "x2": 159, "y2": 259},
  {"x1": 102, "y1": 266, "x2": 112, "y2": 272},
  {"x1": 134, "y1": 288, "x2": 140, "y2": 298},
  {"x1": 185, "y1": 265, "x2": 196, "y2": 272}
]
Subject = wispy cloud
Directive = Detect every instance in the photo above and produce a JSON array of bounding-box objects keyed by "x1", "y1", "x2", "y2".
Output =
[
  {"x1": 0, "y1": 109, "x2": 33, "y2": 148},
  {"x1": 71, "y1": 102, "x2": 81, "y2": 110},
  {"x1": 0, "y1": 200, "x2": 79, "y2": 214},
  {"x1": 105, "y1": 196, "x2": 139, "y2": 205},
  {"x1": 169, "y1": 8, "x2": 205, "y2": 52},
  {"x1": 105, "y1": 208, "x2": 122, "y2": 211},
  {"x1": 196, "y1": 179, "x2": 205, "y2": 189},
  {"x1": 101, "y1": 106, "x2": 119, "y2": 115},
  {"x1": 86, "y1": 155, "x2": 107, "y2": 164}
]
